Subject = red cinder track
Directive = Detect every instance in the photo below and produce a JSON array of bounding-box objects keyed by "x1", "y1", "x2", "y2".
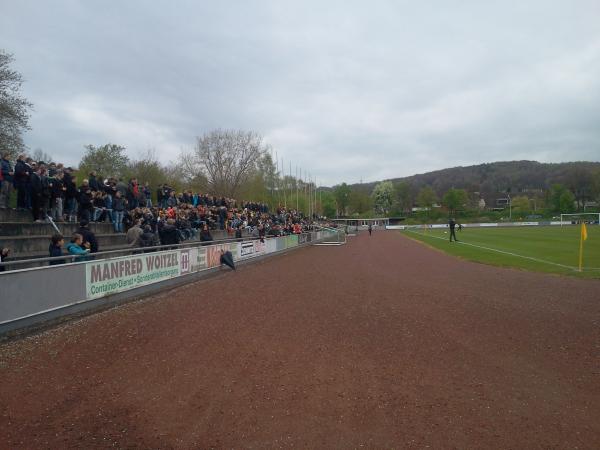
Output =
[{"x1": 1, "y1": 232, "x2": 599, "y2": 448}]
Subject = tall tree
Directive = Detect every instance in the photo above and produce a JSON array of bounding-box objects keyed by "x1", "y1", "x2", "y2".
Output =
[
  {"x1": 79, "y1": 144, "x2": 129, "y2": 179},
  {"x1": 333, "y1": 182, "x2": 351, "y2": 216},
  {"x1": 442, "y1": 188, "x2": 468, "y2": 215},
  {"x1": 549, "y1": 184, "x2": 575, "y2": 213},
  {"x1": 184, "y1": 129, "x2": 267, "y2": 198},
  {"x1": 393, "y1": 181, "x2": 412, "y2": 214},
  {"x1": 349, "y1": 190, "x2": 373, "y2": 215},
  {"x1": 371, "y1": 181, "x2": 394, "y2": 215},
  {"x1": 0, "y1": 50, "x2": 33, "y2": 157}
]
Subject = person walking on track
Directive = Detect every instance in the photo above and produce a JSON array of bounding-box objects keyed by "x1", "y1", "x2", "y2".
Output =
[
  {"x1": 449, "y1": 218, "x2": 458, "y2": 242},
  {"x1": 368, "y1": 223, "x2": 372, "y2": 236}
]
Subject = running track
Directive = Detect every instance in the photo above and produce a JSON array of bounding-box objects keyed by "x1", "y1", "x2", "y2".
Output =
[{"x1": 1, "y1": 231, "x2": 599, "y2": 448}]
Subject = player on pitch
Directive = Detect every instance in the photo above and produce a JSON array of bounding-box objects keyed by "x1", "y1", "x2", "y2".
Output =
[{"x1": 449, "y1": 218, "x2": 458, "y2": 242}]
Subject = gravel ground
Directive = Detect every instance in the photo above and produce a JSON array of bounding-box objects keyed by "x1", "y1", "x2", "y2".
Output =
[{"x1": 1, "y1": 231, "x2": 599, "y2": 448}]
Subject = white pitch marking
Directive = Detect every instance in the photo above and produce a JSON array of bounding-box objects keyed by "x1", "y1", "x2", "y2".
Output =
[{"x1": 405, "y1": 229, "x2": 582, "y2": 272}]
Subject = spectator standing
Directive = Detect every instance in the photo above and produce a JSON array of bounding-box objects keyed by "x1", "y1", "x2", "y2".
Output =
[
  {"x1": 14, "y1": 155, "x2": 32, "y2": 210},
  {"x1": 50, "y1": 170, "x2": 66, "y2": 221},
  {"x1": 143, "y1": 182, "x2": 152, "y2": 208},
  {"x1": 63, "y1": 167, "x2": 79, "y2": 222},
  {"x1": 48, "y1": 162, "x2": 57, "y2": 177},
  {"x1": 166, "y1": 190, "x2": 178, "y2": 208},
  {"x1": 156, "y1": 185, "x2": 164, "y2": 209},
  {"x1": 112, "y1": 191, "x2": 126, "y2": 232},
  {"x1": 88, "y1": 171, "x2": 100, "y2": 191},
  {"x1": 30, "y1": 165, "x2": 46, "y2": 222},
  {"x1": 0, "y1": 152, "x2": 14, "y2": 209},
  {"x1": 77, "y1": 179, "x2": 94, "y2": 222},
  {"x1": 127, "y1": 178, "x2": 139, "y2": 209}
]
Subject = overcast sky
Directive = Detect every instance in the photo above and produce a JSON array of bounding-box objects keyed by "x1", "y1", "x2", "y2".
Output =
[{"x1": 1, "y1": 1, "x2": 599, "y2": 185}]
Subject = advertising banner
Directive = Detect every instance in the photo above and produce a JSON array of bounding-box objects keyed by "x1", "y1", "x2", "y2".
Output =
[
  {"x1": 206, "y1": 242, "x2": 238, "y2": 269},
  {"x1": 275, "y1": 236, "x2": 286, "y2": 251},
  {"x1": 238, "y1": 240, "x2": 267, "y2": 260},
  {"x1": 86, "y1": 250, "x2": 181, "y2": 299},
  {"x1": 179, "y1": 247, "x2": 207, "y2": 274},
  {"x1": 285, "y1": 235, "x2": 298, "y2": 249},
  {"x1": 266, "y1": 238, "x2": 278, "y2": 254}
]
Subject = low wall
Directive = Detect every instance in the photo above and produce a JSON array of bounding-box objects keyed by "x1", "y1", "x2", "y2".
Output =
[{"x1": 0, "y1": 231, "x2": 326, "y2": 335}]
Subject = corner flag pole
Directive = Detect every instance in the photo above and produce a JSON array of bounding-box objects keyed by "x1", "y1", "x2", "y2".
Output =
[{"x1": 579, "y1": 222, "x2": 588, "y2": 272}]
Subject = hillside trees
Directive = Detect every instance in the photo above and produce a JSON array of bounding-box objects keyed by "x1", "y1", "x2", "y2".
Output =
[
  {"x1": 511, "y1": 195, "x2": 531, "y2": 213},
  {"x1": 549, "y1": 184, "x2": 575, "y2": 213},
  {"x1": 442, "y1": 188, "x2": 468, "y2": 215},
  {"x1": 416, "y1": 186, "x2": 437, "y2": 209},
  {"x1": 333, "y1": 182, "x2": 351, "y2": 216},
  {"x1": 0, "y1": 50, "x2": 33, "y2": 156}
]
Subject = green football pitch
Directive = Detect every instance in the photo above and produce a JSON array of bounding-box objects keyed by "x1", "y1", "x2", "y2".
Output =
[{"x1": 403, "y1": 225, "x2": 600, "y2": 278}]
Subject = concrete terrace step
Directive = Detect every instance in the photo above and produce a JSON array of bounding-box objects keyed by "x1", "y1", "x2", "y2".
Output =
[
  {"x1": 0, "y1": 222, "x2": 117, "y2": 236},
  {"x1": 0, "y1": 208, "x2": 35, "y2": 223}
]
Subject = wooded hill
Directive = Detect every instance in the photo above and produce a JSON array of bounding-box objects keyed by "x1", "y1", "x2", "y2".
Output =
[{"x1": 349, "y1": 160, "x2": 600, "y2": 203}]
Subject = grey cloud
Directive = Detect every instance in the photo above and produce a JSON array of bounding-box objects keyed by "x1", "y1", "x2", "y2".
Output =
[{"x1": 1, "y1": 1, "x2": 599, "y2": 185}]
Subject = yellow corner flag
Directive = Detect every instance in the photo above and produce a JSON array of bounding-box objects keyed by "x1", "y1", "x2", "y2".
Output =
[{"x1": 579, "y1": 222, "x2": 588, "y2": 272}]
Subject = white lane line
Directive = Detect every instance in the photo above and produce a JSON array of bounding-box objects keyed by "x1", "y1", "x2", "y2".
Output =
[{"x1": 405, "y1": 229, "x2": 580, "y2": 271}]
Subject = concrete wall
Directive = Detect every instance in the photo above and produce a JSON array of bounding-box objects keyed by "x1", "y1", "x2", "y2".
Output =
[{"x1": 0, "y1": 231, "x2": 335, "y2": 335}]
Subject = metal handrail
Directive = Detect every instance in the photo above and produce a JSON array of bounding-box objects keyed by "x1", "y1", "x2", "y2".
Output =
[{"x1": 0, "y1": 232, "x2": 316, "y2": 270}]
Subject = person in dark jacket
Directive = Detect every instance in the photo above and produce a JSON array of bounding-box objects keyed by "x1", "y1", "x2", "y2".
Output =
[
  {"x1": 77, "y1": 219, "x2": 99, "y2": 253},
  {"x1": 0, "y1": 247, "x2": 10, "y2": 272},
  {"x1": 449, "y1": 218, "x2": 458, "y2": 242},
  {"x1": 111, "y1": 190, "x2": 126, "y2": 232},
  {"x1": 0, "y1": 152, "x2": 14, "y2": 209},
  {"x1": 49, "y1": 234, "x2": 65, "y2": 265},
  {"x1": 139, "y1": 225, "x2": 159, "y2": 251},
  {"x1": 49, "y1": 170, "x2": 66, "y2": 222},
  {"x1": 63, "y1": 168, "x2": 78, "y2": 222},
  {"x1": 30, "y1": 166, "x2": 47, "y2": 222},
  {"x1": 78, "y1": 180, "x2": 94, "y2": 222},
  {"x1": 159, "y1": 219, "x2": 180, "y2": 247},
  {"x1": 199, "y1": 224, "x2": 213, "y2": 242},
  {"x1": 88, "y1": 171, "x2": 100, "y2": 192},
  {"x1": 14, "y1": 155, "x2": 32, "y2": 210}
]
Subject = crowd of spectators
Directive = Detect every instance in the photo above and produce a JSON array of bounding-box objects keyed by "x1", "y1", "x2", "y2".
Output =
[{"x1": 0, "y1": 152, "x2": 316, "y2": 263}]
